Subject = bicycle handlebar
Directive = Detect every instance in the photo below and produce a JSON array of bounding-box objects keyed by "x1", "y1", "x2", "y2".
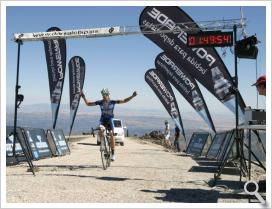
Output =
[
  {"x1": 91, "y1": 125, "x2": 107, "y2": 135},
  {"x1": 91, "y1": 125, "x2": 116, "y2": 137}
]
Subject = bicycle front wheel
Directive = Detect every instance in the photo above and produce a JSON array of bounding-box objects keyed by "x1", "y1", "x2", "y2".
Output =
[
  {"x1": 106, "y1": 139, "x2": 112, "y2": 168},
  {"x1": 100, "y1": 137, "x2": 111, "y2": 170}
]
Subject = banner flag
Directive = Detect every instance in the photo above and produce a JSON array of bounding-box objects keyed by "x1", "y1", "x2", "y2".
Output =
[
  {"x1": 43, "y1": 27, "x2": 67, "y2": 129},
  {"x1": 156, "y1": 52, "x2": 216, "y2": 132},
  {"x1": 69, "y1": 56, "x2": 85, "y2": 136},
  {"x1": 145, "y1": 69, "x2": 186, "y2": 139},
  {"x1": 139, "y1": 6, "x2": 246, "y2": 123}
]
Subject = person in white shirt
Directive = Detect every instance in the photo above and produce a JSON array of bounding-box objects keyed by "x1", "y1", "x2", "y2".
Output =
[{"x1": 164, "y1": 120, "x2": 172, "y2": 148}]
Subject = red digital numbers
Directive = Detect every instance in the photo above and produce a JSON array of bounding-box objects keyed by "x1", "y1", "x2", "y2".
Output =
[
  {"x1": 210, "y1": 35, "x2": 215, "y2": 44},
  {"x1": 187, "y1": 32, "x2": 233, "y2": 47},
  {"x1": 188, "y1": 36, "x2": 196, "y2": 46},
  {"x1": 216, "y1": 35, "x2": 223, "y2": 44},
  {"x1": 203, "y1": 36, "x2": 209, "y2": 44},
  {"x1": 223, "y1": 35, "x2": 231, "y2": 44}
]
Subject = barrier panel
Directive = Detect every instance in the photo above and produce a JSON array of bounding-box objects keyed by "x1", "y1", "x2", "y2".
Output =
[
  {"x1": 216, "y1": 129, "x2": 239, "y2": 163},
  {"x1": 6, "y1": 126, "x2": 30, "y2": 164},
  {"x1": 22, "y1": 127, "x2": 52, "y2": 160},
  {"x1": 243, "y1": 129, "x2": 266, "y2": 163},
  {"x1": 46, "y1": 129, "x2": 70, "y2": 156},
  {"x1": 206, "y1": 131, "x2": 230, "y2": 160},
  {"x1": 186, "y1": 132, "x2": 212, "y2": 156}
]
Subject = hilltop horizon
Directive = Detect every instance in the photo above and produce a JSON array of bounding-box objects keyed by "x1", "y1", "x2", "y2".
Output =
[
  {"x1": 6, "y1": 103, "x2": 236, "y2": 139},
  {"x1": 6, "y1": 102, "x2": 236, "y2": 116}
]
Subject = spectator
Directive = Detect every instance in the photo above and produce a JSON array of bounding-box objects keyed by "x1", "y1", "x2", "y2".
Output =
[
  {"x1": 174, "y1": 125, "x2": 181, "y2": 152},
  {"x1": 252, "y1": 75, "x2": 266, "y2": 96},
  {"x1": 164, "y1": 120, "x2": 171, "y2": 148}
]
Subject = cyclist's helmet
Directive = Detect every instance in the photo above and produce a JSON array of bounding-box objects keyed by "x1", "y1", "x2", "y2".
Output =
[{"x1": 101, "y1": 88, "x2": 110, "y2": 96}]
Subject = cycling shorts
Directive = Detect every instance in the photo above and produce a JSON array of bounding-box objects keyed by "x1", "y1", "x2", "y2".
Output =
[{"x1": 100, "y1": 118, "x2": 114, "y2": 131}]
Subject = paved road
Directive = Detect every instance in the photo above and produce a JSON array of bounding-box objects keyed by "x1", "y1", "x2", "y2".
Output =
[{"x1": 6, "y1": 136, "x2": 257, "y2": 203}]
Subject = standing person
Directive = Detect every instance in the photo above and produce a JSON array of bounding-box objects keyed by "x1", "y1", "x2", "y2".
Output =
[
  {"x1": 81, "y1": 88, "x2": 137, "y2": 161},
  {"x1": 174, "y1": 125, "x2": 181, "y2": 152},
  {"x1": 252, "y1": 75, "x2": 266, "y2": 96},
  {"x1": 164, "y1": 120, "x2": 171, "y2": 148}
]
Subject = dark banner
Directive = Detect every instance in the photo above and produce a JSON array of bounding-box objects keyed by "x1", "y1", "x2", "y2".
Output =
[
  {"x1": 23, "y1": 128, "x2": 52, "y2": 160},
  {"x1": 139, "y1": 7, "x2": 246, "y2": 122},
  {"x1": 43, "y1": 27, "x2": 66, "y2": 129},
  {"x1": 186, "y1": 132, "x2": 211, "y2": 156},
  {"x1": 206, "y1": 131, "x2": 229, "y2": 159},
  {"x1": 155, "y1": 52, "x2": 216, "y2": 132},
  {"x1": 6, "y1": 126, "x2": 30, "y2": 165},
  {"x1": 145, "y1": 69, "x2": 186, "y2": 138},
  {"x1": 47, "y1": 129, "x2": 70, "y2": 156},
  {"x1": 69, "y1": 56, "x2": 85, "y2": 135}
]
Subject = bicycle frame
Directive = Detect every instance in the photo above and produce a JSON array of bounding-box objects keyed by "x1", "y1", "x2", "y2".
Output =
[{"x1": 95, "y1": 125, "x2": 112, "y2": 170}]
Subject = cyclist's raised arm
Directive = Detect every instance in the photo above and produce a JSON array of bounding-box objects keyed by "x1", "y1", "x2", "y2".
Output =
[
  {"x1": 117, "y1": 91, "x2": 137, "y2": 104},
  {"x1": 80, "y1": 91, "x2": 96, "y2": 106}
]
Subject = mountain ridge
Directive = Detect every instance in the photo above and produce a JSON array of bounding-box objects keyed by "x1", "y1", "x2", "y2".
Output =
[{"x1": 6, "y1": 103, "x2": 236, "y2": 137}]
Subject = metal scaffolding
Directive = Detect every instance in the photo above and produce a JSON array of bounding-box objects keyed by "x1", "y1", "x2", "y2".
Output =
[{"x1": 13, "y1": 18, "x2": 246, "y2": 42}]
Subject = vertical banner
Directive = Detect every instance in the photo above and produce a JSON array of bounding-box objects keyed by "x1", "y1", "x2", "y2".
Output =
[
  {"x1": 155, "y1": 52, "x2": 216, "y2": 133},
  {"x1": 43, "y1": 27, "x2": 66, "y2": 129},
  {"x1": 145, "y1": 69, "x2": 186, "y2": 140},
  {"x1": 139, "y1": 7, "x2": 246, "y2": 123},
  {"x1": 69, "y1": 56, "x2": 85, "y2": 136}
]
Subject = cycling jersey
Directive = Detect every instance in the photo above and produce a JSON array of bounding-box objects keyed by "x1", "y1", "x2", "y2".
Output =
[{"x1": 95, "y1": 100, "x2": 119, "y2": 122}]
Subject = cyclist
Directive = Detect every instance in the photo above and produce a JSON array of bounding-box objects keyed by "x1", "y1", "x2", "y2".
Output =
[{"x1": 81, "y1": 88, "x2": 137, "y2": 161}]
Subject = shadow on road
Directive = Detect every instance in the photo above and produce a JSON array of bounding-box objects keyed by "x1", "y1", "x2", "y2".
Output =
[
  {"x1": 188, "y1": 166, "x2": 240, "y2": 176},
  {"x1": 43, "y1": 173, "x2": 144, "y2": 181},
  {"x1": 35, "y1": 164, "x2": 185, "y2": 171},
  {"x1": 195, "y1": 161, "x2": 236, "y2": 167},
  {"x1": 141, "y1": 188, "x2": 219, "y2": 203},
  {"x1": 111, "y1": 165, "x2": 187, "y2": 171},
  {"x1": 140, "y1": 187, "x2": 258, "y2": 202},
  {"x1": 36, "y1": 164, "x2": 99, "y2": 170},
  {"x1": 98, "y1": 176, "x2": 135, "y2": 181},
  {"x1": 77, "y1": 142, "x2": 98, "y2": 146}
]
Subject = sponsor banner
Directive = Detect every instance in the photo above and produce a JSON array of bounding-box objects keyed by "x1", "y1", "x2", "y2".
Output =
[
  {"x1": 69, "y1": 56, "x2": 85, "y2": 135},
  {"x1": 155, "y1": 52, "x2": 216, "y2": 132},
  {"x1": 217, "y1": 129, "x2": 239, "y2": 163},
  {"x1": 139, "y1": 6, "x2": 246, "y2": 122},
  {"x1": 6, "y1": 126, "x2": 30, "y2": 164},
  {"x1": 43, "y1": 27, "x2": 66, "y2": 129},
  {"x1": 145, "y1": 69, "x2": 186, "y2": 138},
  {"x1": 186, "y1": 132, "x2": 211, "y2": 156},
  {"x1": 14, "y1": 26, "x2": 121, "y2": 42},
  {"x1": 206, "y1": 131, "x2": 229, "y2": 159},
  {"x1": 47, "y1": 129, "x2": 70, "y2": 156},
  {"x1": 6, "y1": 126, "x2": 25, "y2": 157},
  {"x1": 23, "y1": 128, "x2": 52, "y2": 160}
]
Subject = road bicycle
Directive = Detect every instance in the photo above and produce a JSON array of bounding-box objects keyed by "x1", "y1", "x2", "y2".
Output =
[{"x1": 92, "y1": 125, "x2": 112, "y2": 170}]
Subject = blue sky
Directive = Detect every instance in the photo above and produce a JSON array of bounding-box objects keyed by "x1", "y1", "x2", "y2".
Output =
[{"x1": 6, "y1": 6, "x2": 267, "y2": 117}]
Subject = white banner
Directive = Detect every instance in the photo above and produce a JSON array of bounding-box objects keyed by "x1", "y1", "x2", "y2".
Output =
[{"x1": 14, "y1": 26, "x2": 121, "y2": 42}]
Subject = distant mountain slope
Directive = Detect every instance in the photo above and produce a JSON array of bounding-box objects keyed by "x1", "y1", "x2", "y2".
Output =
[{"x1": 6, "y1": 103, "x2": 235, "y2": 137}]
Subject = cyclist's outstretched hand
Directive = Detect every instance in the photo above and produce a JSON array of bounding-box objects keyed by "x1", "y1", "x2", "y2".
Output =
[{"x1": 132, "y1": 91, "x2": 137, "y2": 97}]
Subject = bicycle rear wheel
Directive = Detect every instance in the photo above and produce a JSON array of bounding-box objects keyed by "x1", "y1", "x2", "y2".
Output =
[{"x1": 100, "y1": 137, "x2": 111, "y2": 170}]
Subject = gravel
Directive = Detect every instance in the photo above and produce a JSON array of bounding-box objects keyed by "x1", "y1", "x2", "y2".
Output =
[{"x1": 6, "y1": 136, "x2": 265, "y2": 203}]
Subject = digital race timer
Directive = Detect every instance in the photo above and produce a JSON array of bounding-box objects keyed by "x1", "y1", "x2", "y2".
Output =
[{"x1": 187, "y1": 31, "x2": 233, "y2": 47}]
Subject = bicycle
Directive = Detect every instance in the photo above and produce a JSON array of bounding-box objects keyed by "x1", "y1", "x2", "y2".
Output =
[{"x1": 92, "y1": 125, "x2": 112, "y2": 170}]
